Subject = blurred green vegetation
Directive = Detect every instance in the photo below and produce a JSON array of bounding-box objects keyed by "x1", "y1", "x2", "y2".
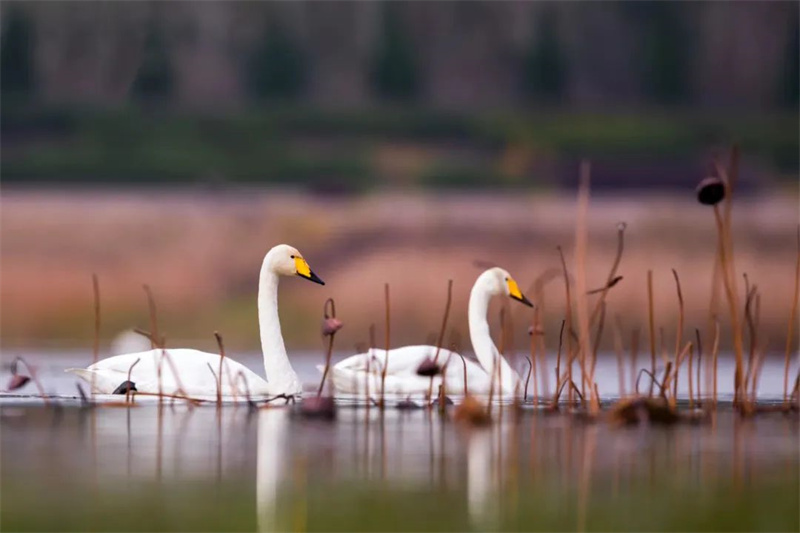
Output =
[
  {"x1": 3, "y1": 475, "x2": 797, "y2": 532},
  {"x1": 2, "y1": 106, "x2": 797, "y2": 191}
]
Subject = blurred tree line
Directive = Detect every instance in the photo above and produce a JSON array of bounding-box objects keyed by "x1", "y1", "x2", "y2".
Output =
[
  {"x1": 1, "y1": 1, "x2": 797, "y2": 190},
  {"x1": 3, "y1": 1, "x2": 797, "y2": 109}
]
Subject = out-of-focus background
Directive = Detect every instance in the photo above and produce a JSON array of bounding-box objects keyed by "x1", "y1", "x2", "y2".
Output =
[{"x1": 1, "y1": 1, "x2": 798, "y2": 356}]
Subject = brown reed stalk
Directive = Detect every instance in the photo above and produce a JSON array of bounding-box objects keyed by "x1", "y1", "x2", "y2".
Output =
[
  {"x1": 695, "y1": 328, "x2": 703, "y2": 405},
  {"x1": 660, "y1": 361, "x2": 673, "y2": 401},
  {"x1": 426, "y1": 280, "x2": 454, "y2": 403},
  {"x1": 523, "y1": 355, "x2": 533, "y2": 401},
  {"x1": 574, "y1": 161, "x2": 598, "y2": 413},
  {"x1": 647, "y1": 270, "x2": 656, "y2": 398},
  {"x1": 687, "y1": 341, "x2": 694, "y2": 410},
  {"x1": 750, "y1": 344, "x2": 768, "y2": 407},
  {"x1": 589, "y1": 222, "x2": 627, "y2": 328},
  {"x1": 553, "y1": 319, "x2": 565, "y2": 405},
  {"x1": 125, "y1": 358, "x2": 140, "y2": 404},
  {"x1": 557, "y1": 246, "x2": 575, "y2": 405},
  {"x1": 672, "y1": 269, "x2": 685, "y2": 366},
  {"x1": 457, "y1": 353, "x2": 469, "y2": 396},
  {"x1": 92, "y1": 274, "x2": 100, "y2": 397},
  {"x1": 668, "y1": 342, "x2": 693, "y2": 410},
  {"x1": 380, "y1": 283, "x2": 390, "y2": 408},
  {"x1": 532, "y1": 271, "x2": 558, "y2": 399},
  {"x1": 142, "y1": 285, "x2": 167, "y2": 405},
  {"x1": 711, "y1": 196, "x2": 745, "y2": 405},
  {"x1": 590, "y1": 301, "x2": 606, "y2": 390},
  {"x1": 711, "y1": 319, "x2": 720, "y2": 404},
  {"x1": 15, "y1": 357, "x2": 49, "y2": 405},
  {"x1": 742, "y1": 284, "x2": 758, "y2": 398},
  {"x1": 630, "y1": 327, "x2": 640, "y2": 395},
  {"x1": 214, "y1": 332, "x2": 226, "y2": 406},
  {"x1": 529, "y1": 316, "x2": 539, "y2": 403},
  {"x1": 784, "y1": 226, "x2": 800, "y2": 406},
  {"x1": 613, "y1": 315, "x2": 626, "y2": 397},
  {"x1": 317, "y1": 298, "x2": 339, "y2": 397}
]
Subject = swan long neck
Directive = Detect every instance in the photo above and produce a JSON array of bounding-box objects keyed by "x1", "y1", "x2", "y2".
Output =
[
  {"x1": 258, "y1": 265, "x2": 300, "y2": 394},
  {"x1": 468, "y1": 280, "x2": 520, "y2": 394}
]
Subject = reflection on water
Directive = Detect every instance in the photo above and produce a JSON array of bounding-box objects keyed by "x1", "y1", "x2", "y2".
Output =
[{"x1": 1, "y1": 401, "x2": 798, "y2": 531}]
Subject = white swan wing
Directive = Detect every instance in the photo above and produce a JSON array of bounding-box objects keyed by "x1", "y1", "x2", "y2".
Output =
[
  {"x1": 67, "y1": 349, "x2": 270, "y2": 398},
  {"x1": 330, "y1": 345, "x2": 492, "y2": 396}
]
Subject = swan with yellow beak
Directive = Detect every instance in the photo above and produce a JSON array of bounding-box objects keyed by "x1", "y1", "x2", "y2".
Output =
[
  {"x1": 329, "y1": 267, "x2": 533, "y2": 399},
  {"x1": 67, "y1": 244, "x2": 324, "y2": 400}
]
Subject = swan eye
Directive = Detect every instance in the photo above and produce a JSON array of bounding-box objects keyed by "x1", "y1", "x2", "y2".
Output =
[
  {"x1": 290, "y1": 255, "x2": 295, "y2": 259},
  {"x1": 505, "y1": 277, "x2": 509, "y2": 281}
]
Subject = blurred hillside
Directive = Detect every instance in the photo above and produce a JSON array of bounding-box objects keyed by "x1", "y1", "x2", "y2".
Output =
[{"x1": 1, "y1": 1, "x2": 798, "y2": 190}]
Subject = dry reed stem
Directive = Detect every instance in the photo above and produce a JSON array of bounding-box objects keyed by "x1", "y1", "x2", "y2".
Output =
[
  {"x1": 317, "y1": 298, "x2": 339, "y2": 397},
  {"x1": 91, "y1": 274, "x2": 100, "y2": 397},
  {"x1": 743, "y1": 284, "x2": 759, "y2": 400},
  {"x1": 635, "y1": 368, "x2": 666, "y2": 397},
  {"x1": 531, "y1": 270, "x2": 558, "y2": 399},
  {"x1": 557, "y1": 246, "x2": 575, "y2": 405},
  {"x1": 695, "y1": 328, "x2": 703, "y2": 404},
  {"x1": 380, "y1": 283, "x2": 390, "y2": 408},
  {"x1": 574, "y1": 161, "x2": 598, "y2": 413},
  {"x1": 15, "y1": 357, "x2": 50, "y2": 405},
  {"x1": 426, "y1": 280, "x2": 454, "y2": 402},
  {"x1": 523, "y1": 356, "x2": 533, "y2": 401},
  {"x1": 554, "y1": 319, "x2": 565, "y2": 403},
  {"x1": 457, "y1": 353, "x2": 469, "y2": 396},
  {"x1": 711, "y1": 200, "x2": 745, "y2": 405},
  {"x1": 630, "y1": 327, "x2": 640, "y2": 395},
  {"x1": 589, "y1": 222, "x2": 627, "y2": 328},
  {"x1": 125, "y1": 358, "x2": 140, "y2": 404},
  {"x1": 613, "y1": 315, "x2": 626, "y2": 397},
  {"x1": 667, "y1": 341, "x2": 693, "y2": 409},
  {"x1": 711, "y1": 319, "x2": 720, "y2": 404},
  {"x1": 687, "y1": 340, "x2": 694, "y2": 409},
  {"x1": 589, "y1": 302, "x2": 606, "y2": 391},
  {"x1": 750, "y1": 345, "x2": 768, "y2": 406},
  {"x1": 214, "y1": 332, "x2": 226, "y2": 406},
  {"x1": 647, "y1": 270, "x2": 656, "y2": 398},
  {"x1": 530, "y1": 317, "x2": 539, "y2": 403},
  {"x1": 784, "y1": 226, "x2": 800, "y2": 405},
  {"x1": 660, "y1": 361, "x2": 673, "y2": 401},
  {"x1": 672, "y1": 269, "x2": 685, "y2": 367},
  {"x1": 131, "y1": 391, "x2": 203, "y2": 406}
]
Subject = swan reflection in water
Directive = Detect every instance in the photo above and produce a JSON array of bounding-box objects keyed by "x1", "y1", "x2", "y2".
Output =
[{"x1": 256, "y1": 408, "x2": 289, "y2": 533}]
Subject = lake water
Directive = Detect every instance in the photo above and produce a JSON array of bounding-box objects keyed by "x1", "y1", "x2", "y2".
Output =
[{"x1": 1, "y1": 351, "x2": 798, "y2": 531}]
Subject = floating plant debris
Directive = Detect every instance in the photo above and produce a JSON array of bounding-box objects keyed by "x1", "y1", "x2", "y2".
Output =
[
  {"x1": 453, "y1": 395, "x2": 491, "y2": 426},
  {"x1": 299, "y1": 396, "x2": 336, "y2": 420}
]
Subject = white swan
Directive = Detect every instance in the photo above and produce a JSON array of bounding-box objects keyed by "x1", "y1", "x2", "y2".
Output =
[
  {"x1": 330, "y1": 267, "x2": 533, "y2": 398},
  {"x1": 66, "y1": 244, "x2": 324, "y2": 399}
]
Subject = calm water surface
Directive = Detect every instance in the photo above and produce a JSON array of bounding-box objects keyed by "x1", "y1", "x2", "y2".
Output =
[{"x1": 1, "y1": 351, "x2": 798, "y2": 531}]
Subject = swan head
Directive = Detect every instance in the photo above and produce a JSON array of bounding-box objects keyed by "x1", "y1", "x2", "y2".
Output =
[
  {"x1": 479, "y1": 267, "x2": 533, "y2": 307},
  {"x1": 265, "y1": 244, "x2": 325, "y2": 285}
]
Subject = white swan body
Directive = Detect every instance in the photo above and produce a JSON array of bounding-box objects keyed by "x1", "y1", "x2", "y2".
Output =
[
  {"x1": 330, "y1": 267, "x2": 533, "y2": 398},
  {"x1": 67, "y1": 244, "x2": 324, "y2": 399}
]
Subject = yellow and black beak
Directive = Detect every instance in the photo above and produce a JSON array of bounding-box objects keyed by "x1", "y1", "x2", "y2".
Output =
[
  {"x1": 507, "y1": 277, "x2": 533, "y2": 308},
  {"x1": 294, "y1": 256, "x2": 325, "y2": 286}
]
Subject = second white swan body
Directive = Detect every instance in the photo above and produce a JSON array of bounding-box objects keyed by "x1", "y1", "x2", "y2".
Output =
[
  {"x1": 330, "y1": 267, "x2": 533, "y2": 398},
  {"x1": 66, "y1": 244, "x2": 324, "y2": 399}
]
